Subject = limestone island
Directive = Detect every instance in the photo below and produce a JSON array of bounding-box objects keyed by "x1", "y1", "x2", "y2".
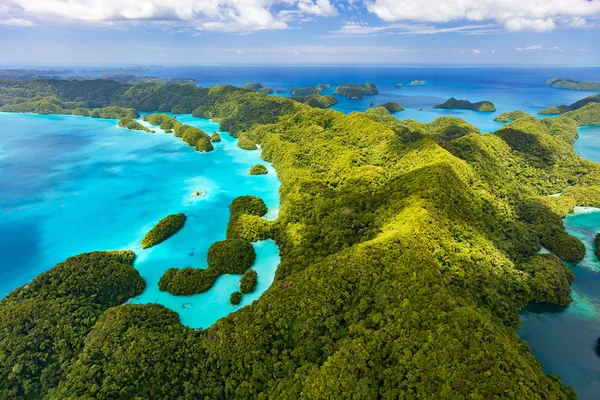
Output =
[
  {"x1": 291, "y1": 93, "x2": 337, "y2": 109},
  {"x1": 291, "y1": 87, "x2": 319, "y2": 96},
  {"x1": 539, "y1": 94, "x2": 600, "y2": 115},
  {"x1": 394, "y1": 83, "x2": 404, "y2": 89},
  {"x1": 276, "y1": 89, "x2": 286, "y2": 93},
  {"x1": 143, "y1": 113, "x2": 214, "y2": 152},
  {"x1": 434, "y1": 97, "x2": 496, "y2": 112},
  {"x1": 210, "y1": 131, "x2": 221, "y2": 142},
  {"x1": 259, "y1": 88, "x2": 273, "y2": 94},
  {"x1": 334, "y1": 83, "x2": 379, "y2": 99},
  {"x1": 410, "y1": 80, "x2": 426, "y2": 86},
  {"x1": 141, "y1": 213, "x2": 187, "y2": 249},
  {"x1": 250, "y1": 163, "x2": 268, "y2": 175},
  {"x1": 230, "y1": 291, "x2": 242, "y2": 305},
  {"x1": 379, "y1": 102, "x2": 405, "y2": 113},
  {"x1": 118, "y1": 117, "x2": 153, "y2": 132},
  {"x1": 494, "y1": 110, "x2": 529, "y2": 122},
  {"x1": 240, "y1": 269, "x2": 258, "y2": 294},
  {"x1": 242, "y1": 82, "x2": 264, "y2": 91},
  {"x1": 316, "y1": 84, "x2": 330, "y2": 91},
  {"x1": 546, "y1": 78, "x2": 600, "y2": 91}
]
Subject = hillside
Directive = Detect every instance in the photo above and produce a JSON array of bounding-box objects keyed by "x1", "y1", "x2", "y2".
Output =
[{"x1": 2, "y1": 79, "x2": 600, "y2": 398}]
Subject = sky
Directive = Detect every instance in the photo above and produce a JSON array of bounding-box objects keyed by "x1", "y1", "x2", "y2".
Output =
[{"x1": 0, "y1": 0, "x2": 599, "y2": 65}]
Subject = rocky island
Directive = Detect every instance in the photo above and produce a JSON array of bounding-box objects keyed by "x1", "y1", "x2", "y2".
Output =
[
  {"x1": 333, "y1": 82, "x2": 379, "y2": 99},
  {"x1": 434, "y1": 97, "x2": 497, "y2": 112},
  {"x1": 546, "y1": 78, "x2": 600, "y2": 91}
]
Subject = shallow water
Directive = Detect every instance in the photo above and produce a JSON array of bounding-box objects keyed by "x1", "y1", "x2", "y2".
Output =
[{"x1": 0, "y1": 112, "x2": 280, "y2": 328}]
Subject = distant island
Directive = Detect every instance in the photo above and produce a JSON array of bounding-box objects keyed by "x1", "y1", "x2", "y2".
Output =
[
  {"x1": 394, "y1": 83, "x2": 404, "y2": 89},
  {"x1": 546, "y1": 78, "x2": 600, "y2": 91},
  {"x1": 494, "y1": 110, "x2": 529, "y2": 122},
  {"x1": 539, "y1": 94, "x2": 600, "y2": 115},
  {"x1": 410, "y1": 80, "x2": 426, "y2": 86},
  {"x1": 290, "y1": 87, "x2": 318, "y2": 96},
  {"x1": 333, "y1": 83, "x2": 379, "y2": 99},
  {"x1": 316, "y1": 84, "x2": 330, "y2": 91},
  {"x1": 434, "y1": 97, "x2": 496, "y2": 112},
  {"x1": 379, "y1": 102, "x2": 405, "y2": 113}
]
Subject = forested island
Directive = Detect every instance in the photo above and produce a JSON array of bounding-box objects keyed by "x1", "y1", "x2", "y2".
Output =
[
  {"x1": 333, "y1": 82, "x2": 379, "y2": 99},
  {"x1": 141, "y1": 213, "x2": 187, "y2": 249},
  {"x1": 3, "y1": 77, "x2": 600, "y2": 398},
  {"x1": 434, "y1": 97, "x2": 497, "y2": 112},
  {"x1": 494, "y1": 110, "x2": 529, "y2": 122},
  {"x1": 546, "y1": 78, "x2": 600, "y2": 91},
  {"x1": 539, "y1": 94, "x2": 600, "y2": 116},
  {"x1": 379, "y1": 101, "x2": 405, "y2": 112}
]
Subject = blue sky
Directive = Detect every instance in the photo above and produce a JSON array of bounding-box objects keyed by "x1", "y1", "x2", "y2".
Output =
[{"x1": 0, "y1": 0, "x2": 599, "y2": 65}]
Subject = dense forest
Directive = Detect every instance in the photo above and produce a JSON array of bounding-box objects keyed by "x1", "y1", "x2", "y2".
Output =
[
  {"x1": 546, "y1": 78, "x2": 600, "y2": 91},
  {"x1": 2, "y1": 78, "x2": 600, "y2": 398},
  {"x1": 434, "y1": 97, "x2": 497, "y2": 112}
]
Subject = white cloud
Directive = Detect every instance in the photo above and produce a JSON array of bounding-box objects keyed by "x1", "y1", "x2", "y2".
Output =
[
  {"x1": 515, "y1": 44, "x2": 564, "y2": 52},
  {"x1": 0, "y1": 17, "x2": 34, "y2": 26},
  {"x1": 4, "y1": 0, "x2": 338, "y2": 32},
  {"x1": 364, "y1": 0, "x2": 600, "y2": 32},
  {"x1": 327, "y1": 21, "x2": 496, "y2": 36}
]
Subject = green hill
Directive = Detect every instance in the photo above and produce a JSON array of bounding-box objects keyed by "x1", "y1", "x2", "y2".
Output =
[{"x1": 434, "y1": 97, "x2": 496, "y2": 112}]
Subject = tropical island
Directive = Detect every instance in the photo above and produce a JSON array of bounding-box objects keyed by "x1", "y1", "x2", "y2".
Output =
[
  {"x1": 118, "y1": 116, "x2": 153, "y2": 132},
  {"x1": 250, "y1": 163, "x2": 268, "y2": 175},
  {"x1": 379, "y1": 101, "x2": 405, "y2": 112},
  {"x1": 539, "y1": 93, "x2": 600, "y2": 116},
  {"x1": 434, "y1": 97, "x2": 497, "y2": 112},
  {"x1": 494, "y1": 110, "x2": 528, "y2": 122},
  {"x1": 333, "y1": 82, "x2": 379, "y2": 99},
  {"x1": 141, "y1": 213, "x2": 187, "y2": 249},
  {"x1": 2, "y1": 78, "x2": 600, "y2": 398},
  {"x1": 410, "y1": 80, "x2": 426, "y2": 85},
  {"x1": 395, "y1": 83, "x2": 404, "y2": 89},
  {"x1": 316, "y1": 84, "x2": 330, "y2": 91},
  {"x1": 546, "y1": 78, "x2": 600, "y2": 91}
]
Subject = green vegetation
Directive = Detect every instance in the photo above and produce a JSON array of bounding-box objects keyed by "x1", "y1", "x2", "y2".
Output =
[
  {"x1": 226, "y1": 195, "x2": 272, "y2": 242},
  {"x1": 434, "y1": 97, "x2": 497, "y2": 112},
  {"x1": 250, "y1": 163, "x2": 268, "y2": 175},
  {"x1": 563, "y1": 103, "x2": 600, "y2": 126},
  {"x1": 334, "y1": 82, "x2": 379, "y2": 99},
  {"x1": 539, "y1": 94, "x2": 600, "y2": 115},
  {"x1": 546, "y1": 78, "x2": 600, "y2": 91},
  {"x1": 143, "y1": 113, "x2": 214, "y2": 152},
  {"x1": 118, "y1": 116, "x2": 152, "y2": 132},
  {"x1": 276, "y1": 89, "x2": 286, "y2": 93},
  {"x1": 230, "y1": 291, "x2": 242, "y2": 305},
  {"x1": 210, "y1": 131, "x2": 221, "y2": 142},
  {"x1": 316, "y1": 84, "x2": 330, "y2": 91},
  {"x1": 240, "y1": 269, "x2": 258, "y2": 294},
  {"x1": 242, "y1": 82, "x2": 263, "y2": 91},
  {"x1": 141, "y1": 213, "x2": 186, "y2": 249},
  {"x1": 238, "y1": 136, "x2": 258, "y2": 150},
  {"x1": 291, "y1": 93, "x2": 338, "y2": 108},
  {"x1": 379, "y1": 101, "x2": 405, "y2": 112},
  {"x1": 0, "y1": 251, "x2": 145, "y2": 399},
  {"x1": 3, "y1": 78, "x2": 600, "y2": 398},
  {"x1": 494, "y1": 110, "x2": 529, "y2": 122},
  {"x1": 259, "y1": 88, "x2": 273, "y2": 94},
  {"x1": 291, "y1": 87, "x2": 318, "y2": 96},
  {"x1": 595, "y1": 233, "x2": 600, "y2": 259},
  {"x1": 159, "y1": 239, "x2": 256, "y2": 295}
]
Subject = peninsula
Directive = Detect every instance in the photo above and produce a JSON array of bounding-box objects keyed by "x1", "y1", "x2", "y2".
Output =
[{"x1": 546, "y1": 78, "x2": 600, "y2": 91}]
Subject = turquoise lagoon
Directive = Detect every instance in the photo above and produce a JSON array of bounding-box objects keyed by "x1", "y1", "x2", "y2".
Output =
[{"x1": 0, "y1": 112, "x2": 281, "y2": 328}]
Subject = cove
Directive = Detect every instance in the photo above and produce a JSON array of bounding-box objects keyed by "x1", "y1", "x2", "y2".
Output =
[
  {"x1": 518, "y1": 126, "x2": 600, "y2": 400},
  {"x1": 0, "y1": 112, "x2": 281, "y2": 329}
]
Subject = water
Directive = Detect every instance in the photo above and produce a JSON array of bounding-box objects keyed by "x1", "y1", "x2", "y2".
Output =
[
  {"x1": 1, "y1": 65, "x2": 600, "y2": 392},
  {"x1": 0, "y1": 112, "x2": 281, "y2": 328}
]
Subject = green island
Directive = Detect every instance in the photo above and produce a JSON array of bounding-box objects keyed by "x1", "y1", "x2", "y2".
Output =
[
  {"x1": 276, "y1": 89, "x2": 286, "y2": 93},
  {"x1": 595, "y1": 233, "x2": 600, "y2": 259},
  {"x1": 379, "y1": 101, "x2": 405, "y2": 112},
  {"x1": 291, "y1": 93, "x2": 338, "y2": 108},
  {"x1": 210, "y1": 131, "x2": 221, "y2": 142},
  {"x1": 242, "y1": 82, "x2": 264, "y2": 91},
  {"x1": 159, "y1": 239, "x2": 256, "y2": 295},
  {"x1": 333, "y1": 82, "x2": 379, "y2": 99},
  {"x1": 290, "y1": 87, "x2": 319, "y2": 96},
  {"x1": 118, "y1": 116, "x2": 153, "y2": 132},
  {"x1": 546, "y1": 78, "x2": 600, "y2": 91},
  {"x1": 4, "y1": 79, "x2": 600, "y2": 398},
  {"x1": 141, "y1": 213, "x2": 187, "y2": 249},
  {"x1": 434, "y1": 97, "x2": 497, "y2": 112},
  {"x1": 316, "y1": 84, "x2": 330, "y2": 91},
  {"x1": 494, "y1": 110, "x2": 529, "y2": 122},
  {"x1": 539, "y1": 94, "x2": 600, "y2": 118},
  {"x1": 249, "y1": 163, "x2": 268, "y2": 175},
  {"x1": 143, "y1": 113, "x2": 214, "y2": 151},
  {"x1": 259, "y1": 87, "x2": 273, "y2": 94},
  {"x1": 240, "y1": 269, "x2": 258, "y2": 294},
  {"x1": 230, "y1": 291, "x2": 242, "y2": 305}
]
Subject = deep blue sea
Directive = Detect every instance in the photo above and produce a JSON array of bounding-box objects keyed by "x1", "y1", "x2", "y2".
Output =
[{"x1": 1, "y1": 66, "x2": 600, "y2": 398}]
